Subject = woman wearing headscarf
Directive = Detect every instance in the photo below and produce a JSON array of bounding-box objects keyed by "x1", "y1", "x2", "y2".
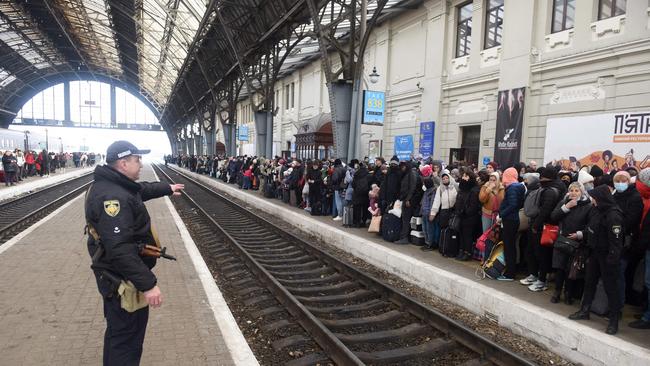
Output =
[
  {"x1": 307, "y1": 159, "x2": 324, "y2": 214},
  {"x1": 429, "y1": 172, "x2": 457, "y2": 232},
  {"x1": 454, "y1": 168, "x2": 481, "y2": 261},
  {"x1": 479, "y1": 172, "x2": 505, "y2": 233},
  {"x1": 549, "y1": 182, "x2": 592, "y2": 304},
  {"x1": 352, "y1": 162, "x2": 371, "y2": 227}
]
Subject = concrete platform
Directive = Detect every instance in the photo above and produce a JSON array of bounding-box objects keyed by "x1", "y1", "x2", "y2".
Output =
[
  {"x1": 0, "y1": 165, "x2": 256, "y2": 366},
  {"x1": 173, "y1": 165, "x2": 650, "y2": 366},
  {"x1": 0, "y1": 166, "x2": 93, "y2": 202}
]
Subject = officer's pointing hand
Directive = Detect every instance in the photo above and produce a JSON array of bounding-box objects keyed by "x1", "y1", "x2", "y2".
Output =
[{"x1": 170, "y1": 184, "x2": 185, "y2": 196}]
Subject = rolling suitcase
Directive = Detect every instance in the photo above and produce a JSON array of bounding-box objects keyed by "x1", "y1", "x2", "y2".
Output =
[
  {"x1": 439, "y1": 228, "x2": 459, "y2": 257},
  {"x1": 310, "y1": 201, "x2": 322, "y2": 216},
  {"x1": 342, "y1": 204, "x2": 354, "y2": 227},
  {"x1": 381, "y1": 213, "x2": 401, "y2": 242},
  {"x1": 282, "y1": 188, "x2": 290, "y2": 204}
]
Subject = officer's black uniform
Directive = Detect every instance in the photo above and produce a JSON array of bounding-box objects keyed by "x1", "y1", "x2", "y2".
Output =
[
  {"x1": 569, "y1": 185, "x2": 624, "y2": 334},
  {"x1": 86, "y1": 147, "x2": 171, "y2": 365}
]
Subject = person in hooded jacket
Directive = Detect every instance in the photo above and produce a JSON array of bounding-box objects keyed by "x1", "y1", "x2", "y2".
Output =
[
  {"x1": 420, "y1": 177, "x2": 438, "y2": 250},
  {"x1": 307, "y1": 160, "x2": 324, "y2": 214},
  {"x1": 454, "y1": 168, "x2": 481, "y2": 261},
  {"x1": 395, "y1": 161, "x2": 418, "y2": 244},
  {"x1": 479, "y1": 171, "x2": 505, "y2": 233},
  {"x1": 521, "y1": 167, "x2": 567, "y2": 292},
  {"x1": 549, "y1": 182, "x2": 592, "y2": 304},
  {"x1": 629, "y1": 169, "x2": 650, "y2": 329},
  {"x1": 352, "y1": 162, "x2": 371, "y2": 227},
  {"x1": 379, "y1": 156, "x2": 402, "y2": 215},
  {"x1": 569, "y1": 185, "x2": 625, "y2": 335},
  {"x1": 611, "y1": 170, "x2": 643, "y2": 308},
  {"x1": 497, "y1": 168, "x2": 526, "y2": 281},
  {"x1": 330, "y1": 159, "x2": 347, "y2": 220}
]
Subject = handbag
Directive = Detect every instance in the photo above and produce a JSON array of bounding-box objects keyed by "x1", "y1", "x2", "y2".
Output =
[
  {"x1": 476, "y1": 223, "x2": 500, "y2": 252},
  {"x1": 540, "y1": 224, "x2": 559, "y2": 246},
  {"x1": 568, "y1": 249, "x2": 587, "y2": 280},
  {"x1": 368, "y1": 215, "x2": 382, "y2": 233},
  {"x1": 554, "y1": 235, "x2": 580, "y2": 255}
]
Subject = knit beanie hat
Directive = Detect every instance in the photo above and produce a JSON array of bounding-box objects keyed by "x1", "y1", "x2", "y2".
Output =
[
  {"x1": 539, "y1": 167, "x2": 557, "y2": 181},
  {"x1": 419, "y1": 164, "x2": 433, "y2": 177},
  {"x1": 390, "y1": 155, "x2": 399, "y2": 165},
  {"x1": 613, "y1": 170, "x2": 631, "y2": 182},
  {"x1": 578, "y1": 170, "x2": 594, "y2": 185},
  {"x1": 502, "y1": 167, "x2": 519, "y2": 186},
  {"x1": 590, "y1": 165, "x2": 604, "y2": 178}
]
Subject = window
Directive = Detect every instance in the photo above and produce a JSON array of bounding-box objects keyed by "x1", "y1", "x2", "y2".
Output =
[
  {"x1": 552, "y1": 0, "x2": 575, "y2": 33},
  {"x1": 598, "y1": 0, "x2": 626, "y2": 20},
  {"x1": 290, "y1": 82, "x2": 295, "y2": 108},
  {"x1": 456, "y1": 2, "x2": 473, "y2": 58},
  {"x1": 285, "y1": 85, "x2": 290, "y2": 110},
  {"x1": 484, "y1": 0, "x2": 504, "y2": 49}
]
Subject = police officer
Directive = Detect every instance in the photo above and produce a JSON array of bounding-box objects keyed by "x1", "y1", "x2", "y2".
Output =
[
  {"x1": 569, "y1": 184, "x2": 624, "y2": 334},
  {"x1": 86, "y1": 141, "x2": 183, "y2": 365}
]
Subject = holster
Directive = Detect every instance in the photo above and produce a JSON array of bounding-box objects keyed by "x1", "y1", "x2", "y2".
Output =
[{"x1": 117, "y1": 280, "x2": 149, "y2": 313}]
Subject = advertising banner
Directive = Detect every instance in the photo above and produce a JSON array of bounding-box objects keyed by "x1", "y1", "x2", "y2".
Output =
[
  {"x1": 494, "y1": 87, "x2": 525, "y2": 167},
  {"x1": 363, "y1": 91, "x2": 385, "y2": 125},
  {"x1": 237, "y1": 125, "x2": 249, "y2": 141},
  {"x1": 418, "y1": 121, "x2": 435, "y2": 156},
  {"x1": 544, "y1": 112, "x2": 650, "y2": 173},
  {"x1": 394, "y1": 135, "x2": 413, "y2": 161}
]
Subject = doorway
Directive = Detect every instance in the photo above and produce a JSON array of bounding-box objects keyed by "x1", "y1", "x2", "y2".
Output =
[{"x1": 449, "y1": 125, "x2": 481, "y2": 166}]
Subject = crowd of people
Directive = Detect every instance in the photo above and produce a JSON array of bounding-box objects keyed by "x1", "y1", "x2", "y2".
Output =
[
  {"x1": 0, "y1": 150, "x2": 101, "y2": 186},
  {"x1": 168, "y1": 153, "x2": 650, "y2": 335}
]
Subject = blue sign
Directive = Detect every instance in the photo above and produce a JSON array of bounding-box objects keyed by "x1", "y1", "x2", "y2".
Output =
[
  {"x1": 238, "y1": 125, "x2": 249, "y2": 141},
  {"x1": 394, "y1": 135, "x2": 414, "y2": 161},
  {"x1": 418, "y1": 121, "x2": 435, "y2": 156},
  {"x1": 483, "y1": 156, "x2": 491, "y2": 166},
  {"x1": 363, "y1": 90, "x2": 385, "y2": 125}
]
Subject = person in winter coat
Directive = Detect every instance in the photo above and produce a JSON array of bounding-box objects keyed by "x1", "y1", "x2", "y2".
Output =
[
  {"x1": 242, "y1": 164, "x2": 253, "y2": 190},
  {"x1": 612, "y1": 170, "x2": 643, "y2": 308},
  {"x1": 368, "y1": 184, "x2": 380, "y2": 217},
  {"x1": 479, "y1": 172, "x2": 505, "y2": 233},
  {"x1": 420, "y1": 177, "x2": 438, "y2": 250},
  {"x1": 2, "y1": 150, "x2": 17, "y2": 186},
  {"x1": 569, "y1": 185, "x2": 625, "y2": 335},
  {"x1": 549, "y1": 182, "x2": 592, "y2": 304},
  {"x1": 352, "y1": 163, "x2": 371, "y2": 227},
  {"x1": 38, "y1": 149, "x2": 50, "y2": 177},
  {"x1": 395, "y1": 161, "x2": 418, "y2": 244},
  {"x1": 629, "y1": 169, "x2": 650, "y2": 329},
  {"x1": 429, "y1": 172, "x2": 458, "y2": 230},
  {"x1": 330, "y1": 159, "x2": 347, "y2": 220},
  {"x1": 497, "y1": 168, "x2": 526, "y2": 281},
  {"x1": 379, "y1": 156, "x2": 401, "y2": 215},
  {"x1": 307, "y1": 160, "x2": 324, "y2": 214},
  {"x1": 522, "y1": 167, "x2": 567, "y2": 292},
  {"x1": 454, "y1": 169, "x2": 481, "y2": 261}
]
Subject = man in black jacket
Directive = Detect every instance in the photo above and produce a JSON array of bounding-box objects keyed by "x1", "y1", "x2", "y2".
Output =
[
  {"x1": 395, "y1": 161, "x2": 417, "y2": 244},
  {"x1": 569, "y1": 185, "x2": 625, "y2": 335},
  {"x1": 86, "y1": 141, "x2": 183, "y2": 365},
  {"x1": 523, "y1": 167, "x2": 566, "y2": 292},
  {"x1": 379, "y1": 156, "x2": 401, "y2": 216}
]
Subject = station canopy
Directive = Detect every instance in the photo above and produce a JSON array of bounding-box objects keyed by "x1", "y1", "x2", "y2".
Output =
[{"x1": 0, "y1": 0, "x2": 421, "y2": 130}]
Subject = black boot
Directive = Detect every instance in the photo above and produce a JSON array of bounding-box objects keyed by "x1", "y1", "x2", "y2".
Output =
[
  {"x1": 564, "y1": 290, "x2": 573, "y2": 305},
  {"x1": 606, "y1": 312, "x2": 619, "y2": 335},
  {"x1": 550, "y1": 290, "x2": 561, "y2": 304},
  {"x1": 569, "y1": 306, "x2": 590, "y2": 320}
]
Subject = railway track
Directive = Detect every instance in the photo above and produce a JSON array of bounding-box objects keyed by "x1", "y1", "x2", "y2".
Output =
[
  {"x1": 155, "y1": 164, "x2": 535, "y2": 366},
  {"x1": 0, "y1": 172, "x2": 94, "y2": 244}
]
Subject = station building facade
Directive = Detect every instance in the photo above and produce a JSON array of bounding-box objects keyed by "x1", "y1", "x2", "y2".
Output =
[{"x1": 232, "y1": 0, "x2": 650, "y2": 168}]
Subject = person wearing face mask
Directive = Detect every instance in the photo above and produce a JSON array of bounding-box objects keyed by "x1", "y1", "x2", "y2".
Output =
[
  {"x1": 569, "y1": 185, "x2": 625, "y2": 335},
  {"x1": 611, "y1": 170, "x2": 643, "y2": 308},
  {"x1": 352, "y1": 162, "x2": 371, "y2": 227},
  {"x1": 479, "y1": 172, "x2": 505, "y2": 233},
  {"x1": 427, "y1": 173, "x2": 458, "y2": 249},
  {"x1": 549, "y1": 182, "x2": 592, "y2": 304},
  {"x1": 454, "y1": 168, "x2": 481, "y2": 261},
  {"x1": 558, "y1": 172, "x2": 572, "y2": 189},
  {"x1": 420, "y1": 177, "x2": 438, "y2": 250}
]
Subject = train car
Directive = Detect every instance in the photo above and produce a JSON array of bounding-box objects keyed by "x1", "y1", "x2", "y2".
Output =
[{"x1": 0, "y1": 128, "x2": 61, "y2": 152}]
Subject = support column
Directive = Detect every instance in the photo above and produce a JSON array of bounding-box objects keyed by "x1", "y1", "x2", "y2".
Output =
[
  {"x1": 254, "y1": 111, "x2": 267, "y2": 157},
  {"x1": 265, "y1": 111, "x2": 273, "y2": 158},
  {"x1": 110, "y1": 84, "x2": 116, "y2": 127},
  {"x1": 63, "y1": 81, "x2": 71, "y2": 123}
]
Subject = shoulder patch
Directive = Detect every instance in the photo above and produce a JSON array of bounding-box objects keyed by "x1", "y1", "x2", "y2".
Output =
[
  {"x1": 103, "y1": 200, "x2": 121, "y2": 217},
  {"x1": 612, "y1": 225, "x2": 622, "y2": 236}
]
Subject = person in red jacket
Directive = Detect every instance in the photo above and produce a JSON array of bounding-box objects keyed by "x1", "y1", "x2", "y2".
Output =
[{"x1": 629, "y1": 169, "x2": 650, "y2": 329}]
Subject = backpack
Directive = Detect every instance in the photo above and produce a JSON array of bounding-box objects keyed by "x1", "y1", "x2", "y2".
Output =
[
  {"x1": 381, "y1": 213, "x2": 401, "y2": 242},
  {"x1": 476, "y1": 241, "x2": 506, "y2": 279},
  {"x1": 523, "y1": 187, "x2": 559, "y2": 218}
]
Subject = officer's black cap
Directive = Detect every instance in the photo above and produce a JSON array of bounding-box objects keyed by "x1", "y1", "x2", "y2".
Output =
[{"x1": 106, "y1": 140, "x2": 150, "y2": 163}]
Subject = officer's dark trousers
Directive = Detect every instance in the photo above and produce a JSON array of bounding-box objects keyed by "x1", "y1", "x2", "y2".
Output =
[
  {"x1": 103, "y1": 296, "x2": 149, "y2": 366},
  {"x1": 400, "y1": 205, "x2": 414, "y2": 240},
  {"x1": 582, "y1": 251, "x2": 621, "y2": 314},
  {"x1": 502, "y1": 219, "x2": 519, "y2": 279}
]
